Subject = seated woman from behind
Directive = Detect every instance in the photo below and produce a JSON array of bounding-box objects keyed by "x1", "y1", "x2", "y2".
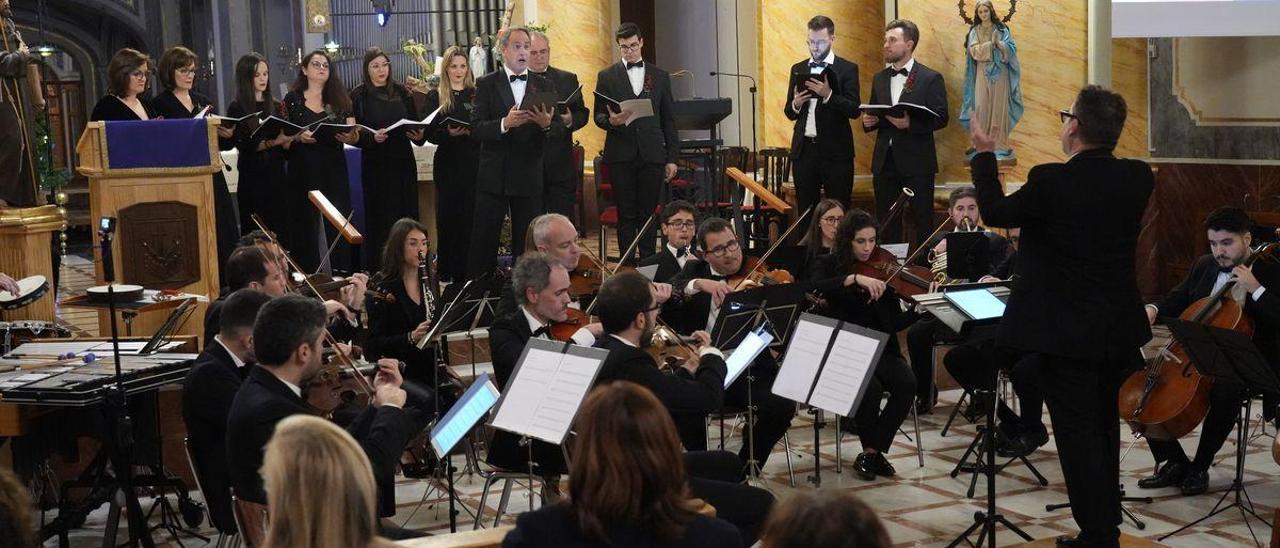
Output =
[
  {"x1": 759, "y1": 490, "x2": 891, "y2": 548},
  {"x1": 261, "y1": 415, "x2": 399, "y2": 548},
  {"x1": 503, "y1": 381, "x2": 741, "y2": 547}
]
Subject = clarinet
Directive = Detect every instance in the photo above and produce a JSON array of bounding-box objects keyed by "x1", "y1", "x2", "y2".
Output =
[{"x1": 418, "y1": 250, "x2": 439, "y2": 324}]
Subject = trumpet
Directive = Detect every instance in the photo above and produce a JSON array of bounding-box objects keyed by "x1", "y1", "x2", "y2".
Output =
[{"x1": 929, "y1": 216, "x2": 980, "y2": 285}]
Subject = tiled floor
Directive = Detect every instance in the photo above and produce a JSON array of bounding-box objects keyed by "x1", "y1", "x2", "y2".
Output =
[{"x1": 38, "y1": 246, "x2": 1280, "y2": 547}]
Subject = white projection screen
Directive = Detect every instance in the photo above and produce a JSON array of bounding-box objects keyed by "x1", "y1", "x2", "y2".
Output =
[{"x1": 1113, "y1": 0, "x2": 1280, "y2": 37}]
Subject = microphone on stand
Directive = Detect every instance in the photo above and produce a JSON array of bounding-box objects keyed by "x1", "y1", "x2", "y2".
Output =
[{"x1": 710, "y1": 71, "x2": 757, "y2": 90}]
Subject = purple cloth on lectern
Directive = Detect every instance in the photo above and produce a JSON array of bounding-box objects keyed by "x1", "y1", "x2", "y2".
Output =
[
  {"x1": 343, "y1": 145, "x2": 368, "y2": 264},
  {"x1": 104, "y1": 119, "x2": 212, "y2": 169}
]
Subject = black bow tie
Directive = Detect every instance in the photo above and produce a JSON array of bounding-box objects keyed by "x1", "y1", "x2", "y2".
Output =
[
  {"x1": 509, "y1": 73, "x2": 528, "y2": 83},
  {"x1": 532, "y1": 324, "x2": 550, "y2": 338},
  {"x1": 889, "y1": 67, "x2": 909, "y2": 77},
  {"x1": 809, "y1": 61, "x2": 827, "y2": 69},
  {"x1": 626, "y1": 61, "x2": 644, "y2": 70},
  {"x1": 675, "y1": 247, "x2": 688, "y2": 258},
  {"x1": 1220, "y1": 266, "x2": 1236, "y2": 274}
]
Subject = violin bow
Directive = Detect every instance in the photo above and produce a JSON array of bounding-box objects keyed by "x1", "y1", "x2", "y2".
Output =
[
  {"x1": 730, "y1": 206, "x2": 812, "y2": 291},
  {"x1": 248, "y1": 215, "x2": 375, "y2": 396},
  {"x1": 616, "y1": 213, "x2": 659, "y2": 269}
]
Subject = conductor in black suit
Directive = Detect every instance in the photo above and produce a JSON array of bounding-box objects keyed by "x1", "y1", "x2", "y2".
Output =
[
  {"x1": 863, "y1": 19, "x2": 949, "y2": 247},
  {"x1": 971, "y1": 86, "x2": 1153, "y2": 547},
  {"x1": 225, "y1": 295, "x2": 427, "y2": 519},
  {"x1": 594, "y1": 22, "x2": 680, "y2": 262},
  {"x1": 182, "y1": 288, "x2": 271, "y2": 534},
  {"x1": 467, "y1": 27, "x2": 564, "y2": 279},
  {"x1": 784, "y1": 15, "x2": 861, "y2": 213},
  {"x1": 529, "y1": 31, "x2": 589, "y2": 218}
]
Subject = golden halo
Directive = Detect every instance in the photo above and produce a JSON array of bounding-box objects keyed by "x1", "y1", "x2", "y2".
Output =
[{"x1": 957, "y1": 0, "x2": 1018, "y2": 25}]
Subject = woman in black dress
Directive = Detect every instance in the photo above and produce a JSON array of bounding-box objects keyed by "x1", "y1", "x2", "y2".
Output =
[
  {"x1": 150, "y1": 46, "x2": 239, "y2": 278},
  {"x1": 365, "y1": 218, "x2": 437, "y2": 386},
  {"x1": 282, "y1": 50, "x2": 361, "y2": 273},
  {"x1": 422, "y1": 45, "x2": 478, "y2": 283},
  {"x1": 351, "y1": 47, "x2": 425, "y2": 268},
  {"x1": 225, "y1": 53, "x2": 293, "y2": 235},
  {"x1": 807, "y1": 209, "x2": 924, "y2": 481},
  {"x1": 89, "y1": 48, "x2": 158, "y2": 121}
]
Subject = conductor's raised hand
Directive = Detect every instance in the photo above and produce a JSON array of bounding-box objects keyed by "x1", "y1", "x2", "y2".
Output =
[
  {"x1": 803, "y1": 74, "x2": 832, "y2": 100},
  {"x1": 970, "y1": 124, "x2": 996, "y2": 154},
  {"x1": 531, "y1": 104, "x2": 554, "y2": 129},
  {"x1": 607, "y1": 105, "x2": 629, "y2": 127},
  {"x1": 503, "y1": 105, "x2": 531, "y2": 128}
]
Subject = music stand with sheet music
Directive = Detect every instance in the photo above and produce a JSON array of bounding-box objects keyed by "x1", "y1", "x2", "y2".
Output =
[
  {"x1": 771, "y1": 313, "x2": 889, "y2": 486},
  {"x1": 429, "y1": 373, "x2": 501, "y2": 532},
  {"x1": 437, "y1": 273, "x2": 507, "y2": 380},
  {"x1": 1159, "y1": 318, "x2": 1280, "y2": 544},
  {"x1": 489, "y1": 338, "x2": 609, "y2": 510},
  {"x1": 709, "y1": 281, "x2": 808, "y2": 481},
  {"x1": 944, "y1": 231, "x2": 991, "y2": 282}
]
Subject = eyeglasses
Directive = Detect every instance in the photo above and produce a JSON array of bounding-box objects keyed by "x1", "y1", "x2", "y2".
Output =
[
  {"x1": 665, "y1": 220, "x2": 696, "y2": 229},
  {"x1": 618, "y1": 43, "x2": 641, "y2": 52},
  {"x1": 128, "y1": 70, "x2": 148, "y2": 79},
  {"x1": 176, "y1": 67, "x2": 196, "y2": 76},
  {"x1": 1058, "y1": 109, "x2": 1077, "y2": 124},
  {"x1": 820, "y1": 215, "x2": 844, "y2": 225},
  {"x1": 309, "y1": 61, "x2": 330, "y2": 69},
  {"x1": 707, "y1": 240, "x2": 740, "y2": 258}
]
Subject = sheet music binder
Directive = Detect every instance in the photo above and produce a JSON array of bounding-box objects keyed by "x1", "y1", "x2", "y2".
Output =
[
  {"x1": 772, "y1": 313, "x2": 889, "y2": 416},
  {"x1": 431, "y1": 373, "x2": 501, "y2": 457},
  {"x1": 488, "y1": 338, "x2": 609, "y2": 445}
]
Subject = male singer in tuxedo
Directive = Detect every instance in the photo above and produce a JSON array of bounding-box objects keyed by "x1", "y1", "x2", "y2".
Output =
[
  {"x1": 468, "y1": 27, "x2": 564, "y2": 279},
  {"x1": 784, "y1": 15, "x2": 861, "y2": 214},
  {"x1": 864, "y1": 19, "x2": 949, "y2": 248},
  {"x1": 638, "y1": 199, "x2": 699, "y2": 283},
  {"x1": 529, "y1": 31, "x2": 589, "y2": 219},
  {"x1": 971, "y1": 86, "x2": 1153, "y2": 547},
  {"x1": 594, "y1": 22, "x2": 680, "y2": 262}
]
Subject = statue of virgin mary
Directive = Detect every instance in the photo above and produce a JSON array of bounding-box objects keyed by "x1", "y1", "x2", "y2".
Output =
[{"x1": 960, "y1": 0, "x2": 1023, "y2": 159}]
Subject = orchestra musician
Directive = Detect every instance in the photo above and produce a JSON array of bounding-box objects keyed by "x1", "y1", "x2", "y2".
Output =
[
  {"x1": 365, "y1": 218, "x2": 440, "y2": 385},
  {"x1": 906, "y1": 186, "x2": 1009, "y2": 413},
  {"x1": 638, "y1": 200, "x2": 700, "y2": 284},
  {"x1": 1137, "y1": 207, "x2": 1280, "y2": 496},
  {"x1": 668, "y1": 217, "x2": 798, "y2": 466},
  {"x1": 181, "y1": 288, "x2": 271, "y2": 534},
  {"x1": 0, "y1": 271, "x2": 17, "y2": 295},
  {"x1": 807, "y1": 210, "x2": 924, "y2": 480},
  {"x1": 225, "y1": 295, "x2": 429, "y2": 526},
  {"x1": 785, "y1": 15, "x2": 861, "y2": 213},
  {"x1": 970, "y1": 85, "x2": 1154, "y2": 547},
  {"x1": 797, "y1": 199, "x2": 844, "y2": 281}
]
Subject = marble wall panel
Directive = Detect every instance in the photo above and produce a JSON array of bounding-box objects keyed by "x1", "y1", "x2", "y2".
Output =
[{"x1": 535, "y1": 0, "x2": 615, "y2": 159}]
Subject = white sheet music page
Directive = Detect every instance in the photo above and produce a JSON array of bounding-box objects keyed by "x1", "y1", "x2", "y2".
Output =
[
  {"x1": 772, "y1": 317, "x2": 835, "y2": 403},
  {"x1": 490, "y1": 346, "x2": 564, "y2": 441},
  {"x1": 491, "y1": 345, "x2": 601, "y2": 444},
  {"x1": 808, "y1": 329, "x2": 881, "y2": 416}
]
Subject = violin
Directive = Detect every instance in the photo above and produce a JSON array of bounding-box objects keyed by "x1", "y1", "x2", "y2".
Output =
[
  {"x1": 1118, "y1": 242, "x2": 1280, "y2": 440},
  {"x1": 568, "y1": 254, "x2": 605, "y2": 299},
  {"x1": 851, "y1": 247, "x2": 936, "y2": 302},
  {"x1": 728, "y1": 256, "x2": 794, "y2": 289},
  {"x1": 648, "y1": 325, "x2": 700, "y2": 371},
  {"x1": 306, "y1": 358, "x2": 380, "y2": 415},
  {"x1": 549, "y1": 307, "x2": 591, "y2": 342}
]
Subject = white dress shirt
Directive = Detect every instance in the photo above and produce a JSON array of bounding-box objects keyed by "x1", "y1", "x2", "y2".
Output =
[
  {"x1": 499, "y1": 66, "x2": 529, "y2": 134},
  {"x1": 213, "y1": 335, "x2": 247, "y2": 370},
  {"x1": 667, "y1": 243, "x2": 690, "y2": 270},
  {"x1": 804, "y1": 50, "x2": 836, "y2": 138},
  {"x1": 625, "y1": 59, "x2": 645, "y2": 96},
  {"x1": 1146, "y1": 272, "x2": 1265, "y2": 318},
  {"x1": 889, "y1": 57, "x2": 915, "y2": 106}
]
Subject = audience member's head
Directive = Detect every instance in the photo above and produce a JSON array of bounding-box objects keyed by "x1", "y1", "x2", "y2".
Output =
[
  {"x1": 569, "y1": 382, "x2": 698, "y2": 542},
  {"x1": 226, "y1": 246, "x2": 287, "y2": 297},
  {"x1": 0, "y1": 468, "x2": 34, "y2": 548},
  {"x1": 261, "y1": 415, "x2": 391, "y2": 548},
  {"x1": 760, "y1": 490, "x2": 891, "y2": 548}
]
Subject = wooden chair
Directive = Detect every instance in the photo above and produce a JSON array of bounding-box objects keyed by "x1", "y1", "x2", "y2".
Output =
[
  {"x1": 230, "y1": 492, "x2": 268, "y2": 548},
  {"x1": 183, "y1": 437, "x2": 239, "y2": 547}
]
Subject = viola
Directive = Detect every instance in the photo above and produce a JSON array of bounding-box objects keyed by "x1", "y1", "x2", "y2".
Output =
[
  {"x1": 851, "y1": 246, "x2": 936, "y2": 302},
  {"x1": 728, "y1": 256, "x2": 795, "y2": 290},
  {"x1": 548, "y1": 307, "x2": 590, "y2": 342},
  {"x1": 306, "y1": 356, "x2": 379, "y2": 416},
  {"x1": 1118, "y1": 242, "x2": 1280, "y2": 440},
  {"x1": 648, "y1": 325, "x2": 700, "y2": 371}
]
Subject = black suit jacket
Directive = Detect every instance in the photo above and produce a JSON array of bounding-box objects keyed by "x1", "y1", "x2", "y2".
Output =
[
  {"x1": 865, "y1": 62, "x2": 949, "y2": 176},
  {"x1": 1156, "y1": 254, "x2": 1280, "y2": 365},
  {"x1": 181, "y1": 342, "x2": 245, "y2": 532},
  {"x1": 471, "y1": 70, "x2": 563, "y2": 197},
  {"x1": 225, "y1": 367, "x2": 421, "y2": 516},
  {"x1": 593, "y1": 335, "x2": 727, "y2": 416},
  {"x1": 593, "y1": 61, "x2": 679, "y2": 165},
  {"x1": 503, "y1": 503, "x2": 741, "y2": 547},
  {"x1": 365, "y1": 278, "x2": 435, "y2": 376},
  {"x1": 973, "y1": 149, "x2": 1154, "y2": 359},
  {"x1": 783, "y1": 56, "x2": 860, "y2": 160},
  {"x1": 535, "y1": 66, "x2": 589, "y2": 181},
  {"x1": 486, "y1": 309, "x2": 569, "y2": 474}
]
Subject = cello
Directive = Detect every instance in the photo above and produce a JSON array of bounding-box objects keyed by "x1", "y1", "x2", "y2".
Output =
[{"x1": 1118, "y1": 242, "x2": 1280, "y2": 440}]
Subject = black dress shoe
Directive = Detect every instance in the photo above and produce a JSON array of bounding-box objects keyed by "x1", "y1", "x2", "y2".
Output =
[
  {"x1": 1137, "y1": 459, "x2": 1188, "y2": 489},
  {"x1": 871, "y1": 452, "x2": 897, "y2": 477},
  {"x1": 1055, "y1": 535, "x2": 1086, "y2": 547},
  {"x1": 1055, "y1": 534, "x2": 1119, "y2": 547},
  {"x1": 851, "y1": 453, "x2": 877, "y2": 480},
  {"x1": 1180, "y1": 468, "x2": 1209, "y2": 496},
  {"x1": 997, "y1": 427, "x2": 1049, "y2": 458}
]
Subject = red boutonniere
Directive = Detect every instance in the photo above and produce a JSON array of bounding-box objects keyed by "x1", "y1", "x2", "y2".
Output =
[
  {"x1": 903, "y1": 71, "x2": 918, "y2": 94},
  {"x1": 643, "y1": 74, "x2": 654, "y2": 94}
]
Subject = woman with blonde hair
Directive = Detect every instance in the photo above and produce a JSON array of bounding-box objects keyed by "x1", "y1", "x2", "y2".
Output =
[
  {"x1": 261, "y1": 415, "x2": 397, "y2": 548},
  {"x1": 423, "y1": 45, "x2": 478, "y2": 282}
]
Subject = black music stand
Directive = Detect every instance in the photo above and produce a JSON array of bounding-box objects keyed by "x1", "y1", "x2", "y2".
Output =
[
  {"x1": 1159, "y1": 318, "x2": 1280, "y2": 545},
  {"x1": 672, "y1": 98, "x2": 732, "y2": 207},
  {"x1": 944, "y1": 232, "x2": 991, "y2": 282}
]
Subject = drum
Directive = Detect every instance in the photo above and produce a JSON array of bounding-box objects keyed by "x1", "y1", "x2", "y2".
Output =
[
  {"x1": 0, "y1": 320, "x2": 71, "y2": 355},
  {"x1": 0, "y1": 275, "x2": 49, "y2": 310}
]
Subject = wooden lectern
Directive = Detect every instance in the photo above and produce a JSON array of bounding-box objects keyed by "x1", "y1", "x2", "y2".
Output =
[
  {"x1": 75, "y1": 119, "x2": 222, "y2": 342},
  {"x1": 0, "y1": 205, "x2": 64, "y2": 322}
]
